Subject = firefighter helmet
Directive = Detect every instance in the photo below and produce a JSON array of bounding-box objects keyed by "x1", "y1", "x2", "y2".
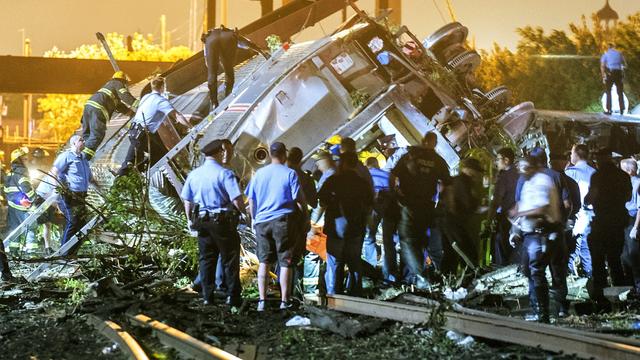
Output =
[
  {"x1": 10, "y1": 146, "x2": 29, "y2": 163},
  {"x1": 32, "y1": 148, "x2": 48, "y2": 158},
  {"x1": 112, "y1": 71, "x2": 130, "y2": 81}
]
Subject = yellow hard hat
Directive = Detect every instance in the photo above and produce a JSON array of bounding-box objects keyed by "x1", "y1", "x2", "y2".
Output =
[
  {"x1": 10, "y1": 146, "x2": 29, "y2": 163},
  {"x1": 112, "y1": 71, "x2": 130, "y2": 81}
]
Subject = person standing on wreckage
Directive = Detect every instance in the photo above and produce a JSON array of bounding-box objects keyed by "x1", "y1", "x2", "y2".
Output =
[
  {"x1": 201, "y1": 26, "x2": 267, "y2": 109},
  {"x1": 510, "y1": 152, "x2": 563, "y2": 323},
  {"x1": 115, "y1": 76, "x2": 191, "y2": 176},
  {"x1": 80, "y1": 71, "x2": 137, "y2": 160},
  {"x1": 389, "y1": 132, "x2": 451, "y2": 289}
]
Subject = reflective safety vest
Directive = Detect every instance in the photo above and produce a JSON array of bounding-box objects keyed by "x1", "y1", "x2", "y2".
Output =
[
  {"x1": 3, "y1": 163, "x2": 35, "y2": 211},
  {"x1": 86, "y1": 78, "x2": 137, "y2": 121}
]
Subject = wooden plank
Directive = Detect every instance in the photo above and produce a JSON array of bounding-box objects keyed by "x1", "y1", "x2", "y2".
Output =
[
  {"x1": 129, "y1": 314, "x2": 242, "y2": 360},
  {"x1": 325, "y1": 295, "x2": 640, "y2": 360},
  {"x1": 87, "y1": 315, "x2": 149, "y2": 360}
]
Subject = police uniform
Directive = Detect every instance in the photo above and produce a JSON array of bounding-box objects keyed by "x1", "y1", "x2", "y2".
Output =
[
  {"x1": 117, "y1": 91, "x2": 175, "y2": 175},
  {"x1": 601, "y1": 48, "x2": 626, "y2": 114},
  {"x1": 517, "y1": 170, "x2": 562, "y2": 322},
  {"x1": 53, "y1": 149, "x2": 92, "y2": 247},
  {"x1": 390, "y1": 145, "x2": 451, "y2": 288},
  {"x1": 181, "y1": 140, "x2": 243, "y2": 305},
  {"x1": 202, "y1": 27, "x2": 238, "y2": 108},
  {"x1": 3, "y1": 149, "x2": 37, "y2": 254},
  {"x1": 81, "y1": 74, "x2": 137, "y2": 159}
]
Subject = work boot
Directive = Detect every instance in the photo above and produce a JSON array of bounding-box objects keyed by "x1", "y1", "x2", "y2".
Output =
[{"x1": 535, "y1": 287, "x2": 550, "y2": 323}]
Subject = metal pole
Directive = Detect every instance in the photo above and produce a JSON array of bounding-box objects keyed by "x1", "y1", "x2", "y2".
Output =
[
  {"x1": 221, "y1": 0, "x2": 228, "y2": 27},
  {"x1": 260, "y1": 0, "x2": 273, "y2": 16},
  {"x1": 160, "y1": 14, "x2": 167, "y2": 51},
  {"x1": 23, "y1": 38, "x2": 32, "y2": 142}
]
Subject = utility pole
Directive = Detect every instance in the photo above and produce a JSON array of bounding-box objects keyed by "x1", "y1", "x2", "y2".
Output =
[
  {"x1": 260, "y1": 0, "x2": 273, "y2": 16},
  {"x1": 23, "y1": 37, "x2": 32, "y2": 144},
  {"x1": 221, "y1": 0, "x2": 228, "y2": 27},
  {"x1": 206, "y1": 0, "x2": 216, "y2": 30},
  {"x1": 375, "y1": 0, "x2": 402, "y2": 25},
  {"x1": 160, "y1": 14, "x2": 167, "y2": 51}
]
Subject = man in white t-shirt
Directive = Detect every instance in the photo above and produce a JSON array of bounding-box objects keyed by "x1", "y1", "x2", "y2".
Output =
[{"x1": 512, "y1": 153, "x2": 561, "y2": 323}]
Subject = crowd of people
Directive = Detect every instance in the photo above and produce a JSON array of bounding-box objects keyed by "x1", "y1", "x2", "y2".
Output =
[{"x1": 181, "y1": 129, "x2": 640, "y2": 322}]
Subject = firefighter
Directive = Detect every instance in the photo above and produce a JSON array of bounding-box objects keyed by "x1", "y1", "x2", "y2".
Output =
[
  {"x1": 201, "y1": 26, "x2": 267, "y2": 109},
  {"x1": 81, "y1": 71, "x2": 137, "y2": 160},
  {"x1": 3, "y1": 147, "x2": 37, "y2": 256}
]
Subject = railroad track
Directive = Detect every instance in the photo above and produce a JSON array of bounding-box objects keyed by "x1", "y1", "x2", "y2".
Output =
[
  {"x1": 308, "y1": 294, "x2": 640, "y2": 360},
  {"x1": 88, "y1": 313, "x2": 243, "y2": 360}
]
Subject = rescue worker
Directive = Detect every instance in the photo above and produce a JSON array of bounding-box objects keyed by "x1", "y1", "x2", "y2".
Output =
[
  {"x1": 440, "y1": 158, "x2": 484, "y2": 274},
  {"x1": 201, "y1": 26, "x2": 267, "y2": 109},
  {"x1": 565, "y1": 144, "x2": 595, "y2": 278},
  {"x1": 287, "y1": 147, "x2": 316, "y2": 295},
  {"x1": 319, "y1": 152, "x2": 373, "y2": 296},
  {"x1": 310, "y1": 151, "x2": 335, "y2": 223},
  {"x1": 116, "y1": 76, "x2": 191, "y2": 176},
  {"x1": 3, "y1": 147, "x2": 37, "y2": 256},
  {"x1": 390, "y1": 132, "x2": 451, "y2": 289},
  {"x1": 364, "y1": 157, "x2": 399, "y2": 282},
  {"x1": 181, "y1": 139, "x2": 245, "y2": 306},
  {"x1": 621, "y1": 158, "x2": 640, "y2": 299},
  {"x1": 81, "y1": 71, "x2": 137, "y2": 160},
  {"x1": 601, "y1": 43, "x2": 626, "y2": 115},
  {"x1": 51, "y1": 135, "x2": 96, "y2": 249},
  {"x1": 489, "y1": 147, "x2": 520, "y2": 266},
  {"x1": 245, "y1": 142, "x2": 305, "y2": 311},
  {"x1": 585, "y1": 148, "x2": 631, "y2": 310},
  {"x1": 511, "y1": 154, "x2": 562, "y2": 323},
  {"x1": 339, "y1": 137, "x2": 373, "y2": 191}
]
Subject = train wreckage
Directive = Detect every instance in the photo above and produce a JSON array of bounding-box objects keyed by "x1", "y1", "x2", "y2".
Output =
[{"x1": 9, "y1": 0, "x2": 640, "y2": 281}]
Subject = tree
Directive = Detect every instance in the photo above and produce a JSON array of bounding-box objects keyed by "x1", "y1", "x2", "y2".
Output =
[
  {"x1": 36, "y1": 33, "x2": 193, "y2": 141},
  {"x1": 476, "y1": 13, "x2": 639, "y2": 111}
]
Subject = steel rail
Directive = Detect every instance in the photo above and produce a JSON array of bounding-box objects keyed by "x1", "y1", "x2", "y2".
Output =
[
  {"x1": 317, "y1": 294, "x2": 640, "y2": 360},
  {"x1": 87, "y1": 315, "x2": 149, "y2": 360},
  {"x1": 128, "y1": 313, "x2": 241, "y2": 360}
]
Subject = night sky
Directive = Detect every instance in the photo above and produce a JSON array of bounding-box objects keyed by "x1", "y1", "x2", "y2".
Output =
[{"x1": 0, "y1": 0, "x2": 637, "y2": 56}]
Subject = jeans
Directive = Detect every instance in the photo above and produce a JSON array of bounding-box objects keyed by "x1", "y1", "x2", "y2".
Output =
[
  {"x1": 588, "y1": 219, "x2": 626, "y2": 301},
  {"x1": 324, "y1": 216, "x2": 365, "y2": 296},
  {"x1": 440, "y1": 213, "x2": 478, "y2": 274},
  {"x1": 568, "y1": 233, "x2": 592, "y2": 277},
  {"x1": 363, "y1": 204, "x2": 400, "y2": 282},
  {"x1": 398, "y1": 203, "x2": 433, "y2": 284},
  {"x1": 521, "y1": 232, "x2": 553, "y2": 314},
  {"x1": 59, "y1": 192, "x2": 87, "y2": 249},
  {"x1": 197, "y1": 220, "x2": 241, "y2": 303}
]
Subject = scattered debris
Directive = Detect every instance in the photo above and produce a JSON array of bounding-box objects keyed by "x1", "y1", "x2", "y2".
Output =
[{"x1": 285, "y1": 315, "x2": 311, "y2": 327}]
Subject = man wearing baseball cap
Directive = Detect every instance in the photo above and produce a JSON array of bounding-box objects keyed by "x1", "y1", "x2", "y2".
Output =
[{"x1": 245, "y1": 142, "x2": 306, "y2": 311}]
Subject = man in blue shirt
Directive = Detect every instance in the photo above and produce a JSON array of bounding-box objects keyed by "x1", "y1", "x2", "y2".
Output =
[
  {"x1": 245, "y1": 142, "x2": 305, "y2": 311},
  {"x1": 565, "y1": 144, "x2": 596, "y2": 278},
  {"x1": 601, "y1": 43, "x2": 626, "y2": 115},
  {"x1": 117, "y1": 76, "x2": 191, "y2": 175},
  {"x1": 363, "y1": 157, "x2": 399, "y2": 282},
  {"x1": 181, "y1": 139, "x2": 245, "y2": 306},
  {"x1": 51, "y1": 135, "x2": 95, "y2": 247}
]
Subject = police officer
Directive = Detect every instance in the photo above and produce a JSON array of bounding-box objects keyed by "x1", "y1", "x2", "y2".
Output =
[
  {"x1": 601, "y1": 42, "x2": 626, "y2": 115},
  {"x1": 511, "y1": 154, "x2": 562, "y2": 323},
  {"x1": 201, "y1": 26, "x2": 267, "y2": 108},
  {"x1": 181, "y1": 139, "x2": 245, "y2": 306},
  {"x1": 390, "y1": 132, "x2": 451, "y2": 289},
  {"x1": 116, "y1": 76, "x2": 190, "y2": 176},
  {"x1": 81, "y1": 71, "x2": 137, "y2": 160},
  {"x1": 3, "y1": 147, "x2": 37, "y2": 256},
  {"x1": 51, "y1": 135, "x2": 95, "y2": 249}
]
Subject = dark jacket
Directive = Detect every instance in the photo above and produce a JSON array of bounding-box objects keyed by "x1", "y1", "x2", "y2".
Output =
[
  {"x1": 585, "y1": 163, "x2": 631, "y2": 226},
  {"x1": 2, "y1": 162, "x2": 35, "y2": 211},
  {"x1": 86, "y1": 79, "x2": 137, "y2": 119}
]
